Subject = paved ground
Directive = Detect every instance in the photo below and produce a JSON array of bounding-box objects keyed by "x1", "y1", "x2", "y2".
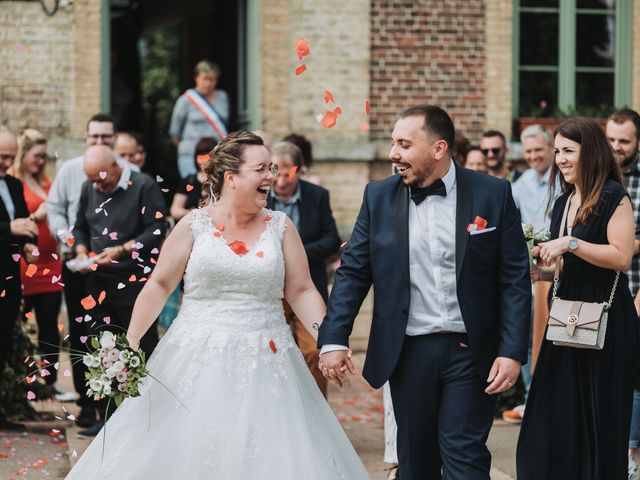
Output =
[{"x1": 0, "y1": 352, "x2": 519, "y2": 479}]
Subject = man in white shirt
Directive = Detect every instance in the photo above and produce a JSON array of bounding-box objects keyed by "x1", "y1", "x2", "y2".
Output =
[{"x1": 319, "y1": 105, "x2": 531, "y2": 479}]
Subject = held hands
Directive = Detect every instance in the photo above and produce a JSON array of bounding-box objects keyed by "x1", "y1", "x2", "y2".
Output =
[
  {"x1": 10, "y1": 217, "x2": 38, "y2": 238},
  {"x1": 485, "y1": 357, "x2": 521, "y2": 395},
  {"x1": 94, "y1": 245, "x2": 126, "y2": 267},
  {"x1": 318, "y1": 350, "x2": 356, "y2": 388},
  {"x1": 23, "y1": 243, "x2": 39, "y2": 264}
]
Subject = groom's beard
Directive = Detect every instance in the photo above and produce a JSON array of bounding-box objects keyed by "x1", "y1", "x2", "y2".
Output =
[{"x1": 622, "y1": 151, "x2": 638, "y2": 171}]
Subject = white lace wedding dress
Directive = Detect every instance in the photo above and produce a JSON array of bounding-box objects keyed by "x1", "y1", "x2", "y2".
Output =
[{"x1": 66, "y1": 209, "x2": 370, "y2": 479}]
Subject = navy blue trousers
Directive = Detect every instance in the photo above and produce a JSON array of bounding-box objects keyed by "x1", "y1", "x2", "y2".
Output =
[{"x1": 389, "y1": 333, "x2": 496, "y2": 480}]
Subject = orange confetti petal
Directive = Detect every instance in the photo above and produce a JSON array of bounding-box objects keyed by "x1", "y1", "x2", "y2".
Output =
[
  {"x1": 287, "y1": 165, "x2": 299, "y2": 180},
  {"x1": 185, "y1": 184, "x2": 194, "y2": 192},
  {"x1": 323, "y1": 90, "x2": 335, "y2": 104},
  {"x1": 98, "y1": 290, "x2": 106, "y2": 304},
  {"x1": 88, "y1": 251, "x2": 97, "y2": 257},
  {"x1": 295, "y1": 37, "x2": 310, "y2": 58},
  {"x1": 213, "y1": 231, "x2": 221, "y2": 238},
  {"x1": 264, "y1": 214, "x2": 273, "y2": 223},
  {"x1": 128, "y1": 274, "x2": 137, "y2": 282},
  {"x1": 320, "y1": 111, "x2": 338, "y2": 129},
  {"x1": 0, "y1": 290, "x2": 5, "y2": 298},
  {"x1": 155, "y1": 211, "x2": 163, "y2": 219},
  {"x1": 25, "y1": 264, "x2": 37, "y2": 278},
  {"x1": 126, "y1": 180, "x2": 133, "y2": 185},
  {"x1": 90, "y1": 264, "x2": 98, "y2": 271},
  {"x1": 256, "y1": 251, "x2": 264, "y2": 258},
  {"x1": 269, "y1": 339, "x2": 277, "y2": 353},
  {"x1": 295, "y1": 64, "x2": 307, "y2": 76},
  {"x1": 150, "y1": 258, "x2": 157, "y2": 264},
  {"x1": 57, "y1": 323, "x2": 64, "y2": 333},
  {"x1": 139, "y1": 277, "x2": 147, "y2": 282},
  {"x1": 80, "y1": 295, "x2": 96, "y2": 310},
  {"x1": 365, "y1": 100, "x2": 370, "y2": 115},
  {"x1": 333, "y1": 107, "x2": 342, "y2": 116},
  {"x1": 25, "y1": 311, "x2": 33, "y2": 319},
  {"x1": 215, "y1": 224, "x2": 225, "y2": 231},
  {"x1": 66, "y1": 236, "x2": 75, "y2": 247},
  {"x1": 360, "y1": 122, "x2": 370, "y2": 131},
  {"x1": 42, "y1": 268, "x2": 50, "y2": 275},
  {"x1": 228, "y1": 240, "x2": 249, "y2": 256}
]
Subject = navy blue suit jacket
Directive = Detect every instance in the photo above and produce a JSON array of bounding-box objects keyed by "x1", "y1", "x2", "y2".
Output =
[{"x1": 318, "y1": 162, "x2": 531, "y2": 389}]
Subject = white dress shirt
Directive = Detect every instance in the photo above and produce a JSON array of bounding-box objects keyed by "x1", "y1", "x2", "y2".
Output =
[
  {"x1": 321, "y1": 161, "x2": 463, "y2": 354},
  {"x1": 512, "y1": 167, "x2": 556, "y2": 231},
  {"x1": 0, "y1": 178, "x2": 15, "y2": 220},
  {"x1": 407, "y1": 162, "x2": 464, "y2": 335}
]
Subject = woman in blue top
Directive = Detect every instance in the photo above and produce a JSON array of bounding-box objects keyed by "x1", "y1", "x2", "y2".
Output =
[{"x1": 170, "y1": 60, "x2": 230, "y2": 178}]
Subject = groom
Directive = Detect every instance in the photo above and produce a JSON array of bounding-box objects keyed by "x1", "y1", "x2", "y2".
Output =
[{"x1": 318, "y1": 105, "x2": 531, "y2": 479}]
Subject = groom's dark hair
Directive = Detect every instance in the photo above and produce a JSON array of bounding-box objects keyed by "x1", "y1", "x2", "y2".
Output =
[{"x1": 400, "y1": 105, "x2": 455, "y2": 151}]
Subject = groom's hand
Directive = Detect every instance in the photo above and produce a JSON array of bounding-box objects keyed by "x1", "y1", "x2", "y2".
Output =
[
  {"x1": 485, "y1": 357, "x2": 521, "y2": 395},
  {"x1": 319, "y1": 350, "x2": 356, "y2": 388}
]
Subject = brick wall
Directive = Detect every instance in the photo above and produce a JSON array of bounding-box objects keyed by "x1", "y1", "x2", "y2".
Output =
[
  {"x1": 0, "y1": 0, "x2": 101, "y2": 158},
  {"x1": 370, "y1": 0, "x2": 487, "y2": 148}
]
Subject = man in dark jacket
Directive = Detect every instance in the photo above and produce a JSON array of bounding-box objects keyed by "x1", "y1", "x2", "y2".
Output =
[
  {"x1": 268, "y1": 141, "x2": 341, "y2": 396},
  {"x1": 0, "y1": 129, "x2": 38, "y2": 430}
]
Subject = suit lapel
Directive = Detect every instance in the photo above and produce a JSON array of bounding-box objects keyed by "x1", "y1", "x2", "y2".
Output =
[
  {"x1": 394, "y1": 178, "x2": 410, "y2": 286},
  {"x1": 455, "y1": 163, "x2": 472, "y2": 281},
  {"x1": 297, "y1": 181, "x2": 307, "y2": 238}
]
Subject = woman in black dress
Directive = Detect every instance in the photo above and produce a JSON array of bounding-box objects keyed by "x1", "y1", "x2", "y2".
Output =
[{"x1": 517, "y1": 118, "x2": 638, "y2": 479}]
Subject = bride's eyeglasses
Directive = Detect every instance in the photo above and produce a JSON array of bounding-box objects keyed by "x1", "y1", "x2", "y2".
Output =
[{"x1": 236, "y1": 163, "x2": 278, "y2": 178}]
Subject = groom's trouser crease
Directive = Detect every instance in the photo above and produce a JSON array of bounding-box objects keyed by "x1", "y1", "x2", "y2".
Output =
[{"x1": 390, "y1": 333, "x2": 496, "y2": 480}]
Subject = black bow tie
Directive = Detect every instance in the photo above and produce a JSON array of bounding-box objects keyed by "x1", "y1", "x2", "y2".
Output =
[{"x1": 410, "y1": 179, "x2": 447, "y2": 205}]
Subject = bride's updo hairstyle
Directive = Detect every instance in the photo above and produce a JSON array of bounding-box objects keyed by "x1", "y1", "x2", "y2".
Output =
[{"x1": 202, "y1": 130, "x2": 265, "y2": 203}]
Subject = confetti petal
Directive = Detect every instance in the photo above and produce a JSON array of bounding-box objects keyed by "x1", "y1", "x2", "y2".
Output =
[
  {"x1": 295, "y1": 37, "x2": 310, "y2": 58},
  {"x1": 323, "y1": 90, "x2": 335, "y2": 104},
  {"x1": 360, "y1": 122, "x2": 370, "y2": 131},
  {"x1": 25, "y1": 264, "x2": 37, "y2": 277},
  {"x1": 98, "y1": 290, "x2": 106, "y2": 304},
  {"x1": 117, "y1": 282, "x2": 125, "y2": 290},
  {"x1": 365, "y1": 100, "x2": 371, "y2": 115},
  {"x1": 80, "y1": 295, "x2": 96, "y2": 310},
  {"x1": 103, "y1": 316, "x2": 111, "y2": 325},
  {"x1": 27, "y1": 391, "x2": 36, "y2": 400},
  {"x1": 156, "y1": 175, "x2": 164, "y2": 182},
  {"x1": 228, "y1": 240, "x2": 249, "y2": 256},
  {"x1": 12, "y1": 253, "x2": 21, "y2": 262},
  {"x1": 155, "y1": 211, "x2": 163, "y2": 219},
  {"x1": 99, "y1": 171, "x2": 107, "y2": 180},
  {"x1": 66, "y1": 236, "x2": 75, "y2": 247},
  {"x1": 269, "y1": 340, "x2": 277, "y2": 353},
  {"x1": 79, "y1": 336, "x2": 88, "y2": 344},
  {"x1": 287, "y1": 166, "x2": 299, "y2": 180},
  {"x1": 256, "y1": 251, "x2": 264, "y2": 258},
  {"x1": 320, "y1": 111, "x2": 338, "y2": 129},
  {"x1": 57, "y1": 323, "x2": 64, "y2": 333},
  {"x1": 333, "y1": 107, "x2": 342, "y2": 116},
  {"x1": 295, "y1": 64, "x2": 307, "y2": 76},
  {"x1": 129, "y1": 275, "x2": 137, "y2": 282},
  {"x1": 185, "y1": 184, "x2": 194, "y2": 192}
]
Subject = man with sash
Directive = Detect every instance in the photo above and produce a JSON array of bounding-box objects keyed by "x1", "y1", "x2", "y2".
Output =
[{"x1": 170, "y1": 60, "x2": 229, "y2": 178}]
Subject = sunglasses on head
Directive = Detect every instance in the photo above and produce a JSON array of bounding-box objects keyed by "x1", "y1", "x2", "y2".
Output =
[{"x1": 481, "y1": 147, "x2": 502, "y2": 156}]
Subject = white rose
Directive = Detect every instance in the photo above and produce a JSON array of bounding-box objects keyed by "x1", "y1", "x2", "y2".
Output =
[
  {"x1": 102, "y1": 384, "x2": 112, "y2": 396},
  {"x1": 91, "y1": 356, "x2": 101, "y2": 368},
  {"x1": 129, "y1": 356, "x2": 141, "y2": 368},
  {"x1": 106, "y1": 366, "x2": 119, "y2": 378},
  {"x1": 100, "y1": 331, "x2": 116, "y2": 349},
  {"x1": 83, "y1": 354, "x2": 94, "y2": 367},
  {"x1": 112, "y1": 361, "x2": 125, "y2": 372},
  {"x1": 89, "y1": 379, "x2": 102, "y2": 392}
]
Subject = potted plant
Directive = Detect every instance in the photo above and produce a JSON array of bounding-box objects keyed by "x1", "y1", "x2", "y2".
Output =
[{"x1": 517, "y1": 101, "x2": 613, "y2": 135}]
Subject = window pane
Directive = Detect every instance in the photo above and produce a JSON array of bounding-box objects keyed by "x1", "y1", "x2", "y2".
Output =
[
  {"x1": 521, "y1": 0, "x2": 558, "y2": 6},
  {"x1": 519, "y1": 71, "x2": 558, "y2": 116},
  {"x1": 576, "y1": 0, "x2": 615, "y2": 9},
  {"x1": 575, "y1": 72, "x2": 613, "y2": 111},
  {"x1": 576, "y1": 14, "x2": 615, "y2": 67},
  {"x1": 520, "y1": 13, "x2": 559, "y2": 66}
]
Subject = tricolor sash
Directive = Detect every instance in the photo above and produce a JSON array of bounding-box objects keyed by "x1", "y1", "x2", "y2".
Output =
[{"x1": 184, "y1": 88, "x2": 228, "y2": 140}]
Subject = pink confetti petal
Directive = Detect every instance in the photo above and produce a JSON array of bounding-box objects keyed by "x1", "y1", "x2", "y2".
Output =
[
  {"x1": 79, "y1": 336, "x2": 88, "y2": 344},
  {"x1": 27, "y1": 391, "x2": 35, "y2": 400},
  {"x1": 103, "y1": 316, "x2": 111, "y2": 325},
  {"x1": 99, "y1": 171, "x2": 107, "y2": 179},
  {"x1": 63, "y1": 369, "x2": 71, "y2": 377},
  {"x1": 12, "y1": 253, "x2": 21, "y2": 262}
]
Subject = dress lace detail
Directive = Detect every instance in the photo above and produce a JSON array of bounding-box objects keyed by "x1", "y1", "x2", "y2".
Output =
[{"x1": 65, "y1": 208, "x2": 369, "y2": 480}]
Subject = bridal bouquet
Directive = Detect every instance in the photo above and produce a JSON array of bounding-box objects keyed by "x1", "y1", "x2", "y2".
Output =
[
  {"x1": 83, "y1": 331, "x2": 149, "y2": 407},
  {"x1": 522, "y1": 224, "x2": 551, "y2": 270}
]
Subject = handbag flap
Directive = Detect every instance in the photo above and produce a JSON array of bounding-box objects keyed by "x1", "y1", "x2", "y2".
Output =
[{"x1": 549, "y1": 299, "x2": 605, "y2": 335}]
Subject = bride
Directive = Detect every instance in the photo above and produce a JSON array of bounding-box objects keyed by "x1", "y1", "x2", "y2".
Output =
[{"x1": 66, "y1": 131, "x2": 370, "y2": 479}]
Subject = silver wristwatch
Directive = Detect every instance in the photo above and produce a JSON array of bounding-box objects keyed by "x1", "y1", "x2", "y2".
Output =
[{"x1": 566, "y1": 237, "x2": 579, "y2": 252}]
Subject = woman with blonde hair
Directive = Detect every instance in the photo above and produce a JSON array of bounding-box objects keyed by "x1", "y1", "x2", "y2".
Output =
[
  {"x1": 66, "y1": 131, "x2": 369, "y2": 479},
  {"x1": 10, "y1": 129, "x2": 75, "y2": 402}
]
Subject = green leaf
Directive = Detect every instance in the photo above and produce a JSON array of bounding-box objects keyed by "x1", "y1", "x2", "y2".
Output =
[{"x1": 91, "y1": 337, "x2": 100, "y2": 350}]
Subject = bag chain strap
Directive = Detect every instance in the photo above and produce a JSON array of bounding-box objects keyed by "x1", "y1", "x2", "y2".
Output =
[{"x1": 551, "y1": 192, "x2": 620, "y2": 311}]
